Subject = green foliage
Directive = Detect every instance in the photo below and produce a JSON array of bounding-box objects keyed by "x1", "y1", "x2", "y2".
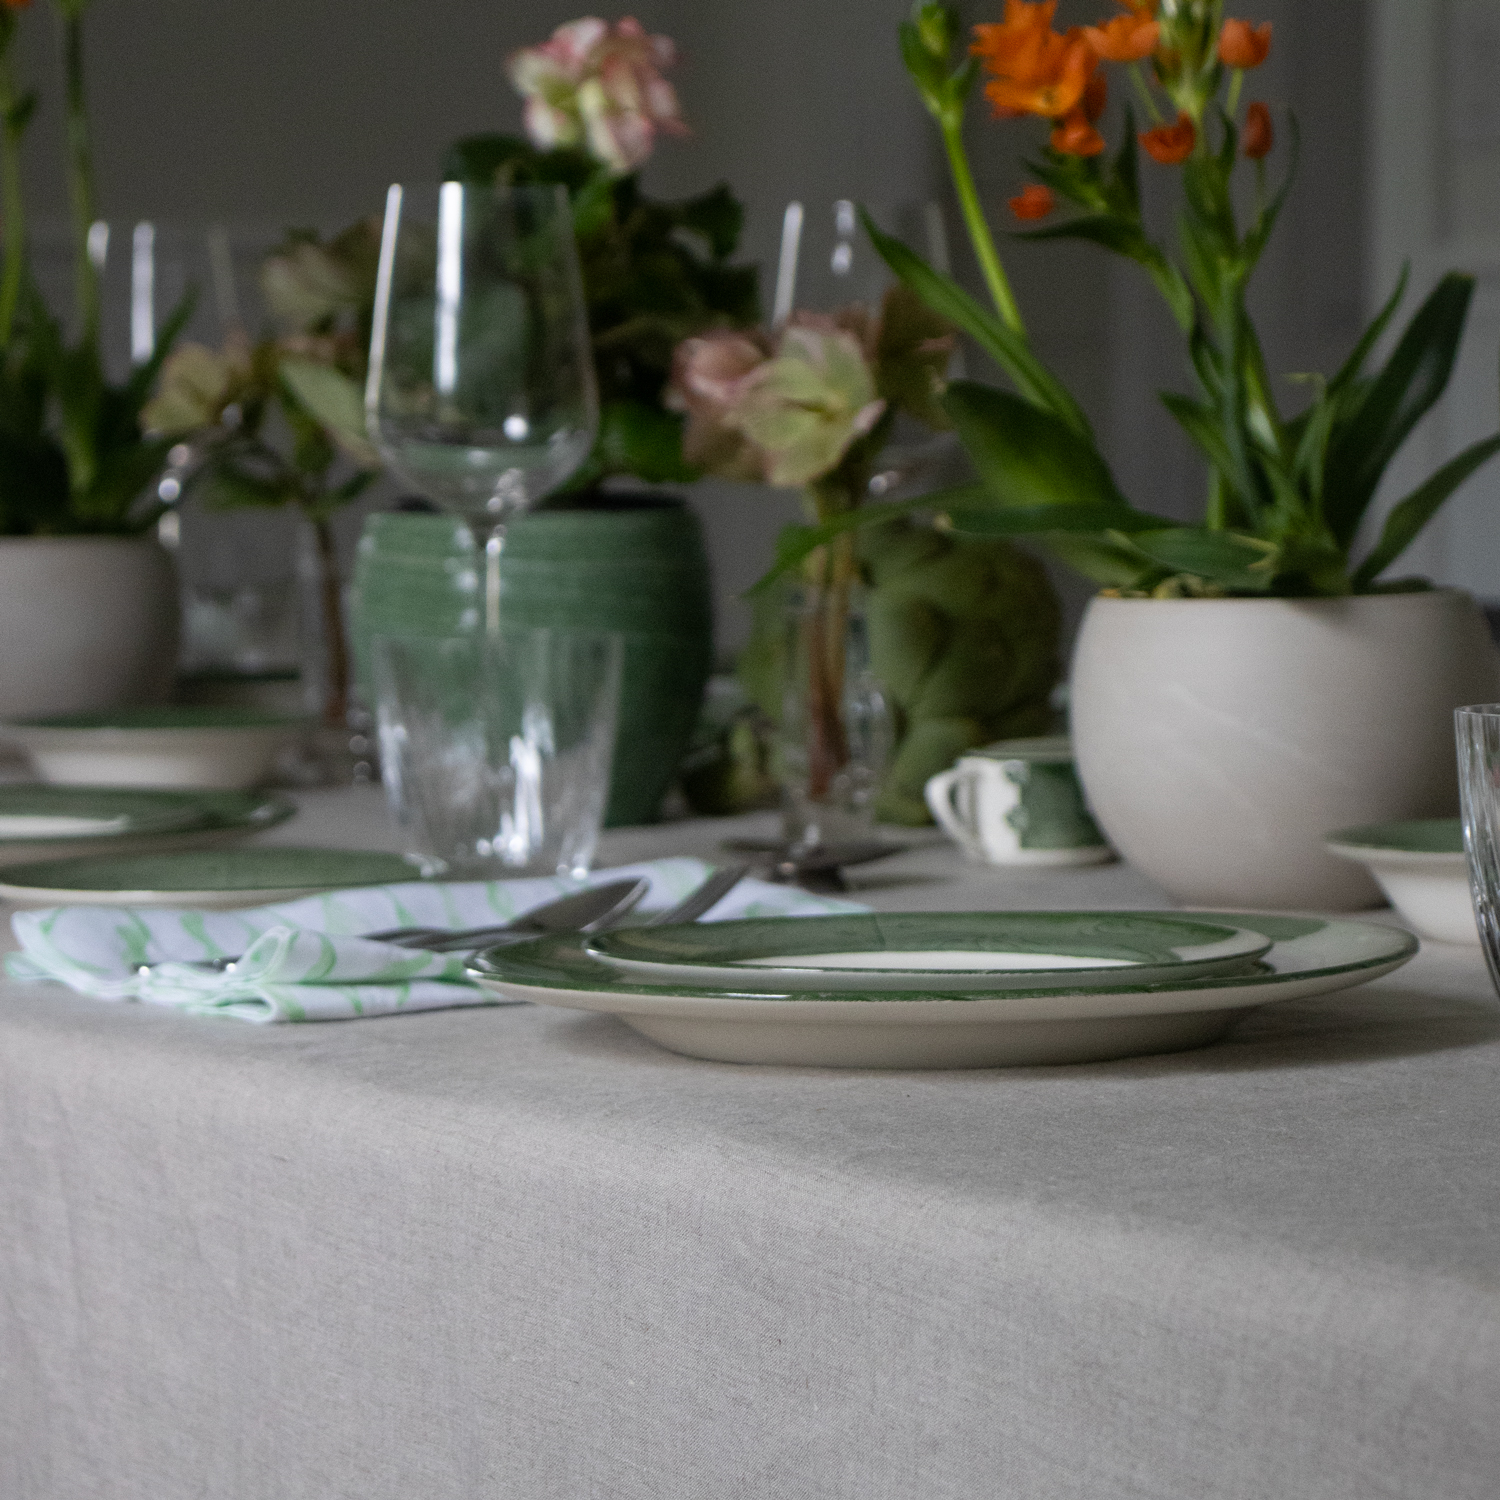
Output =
[
  {"x1": 0, "y1": 289, "x2": 186, "y2": 536},
  {"x1": 446, "y1": 134, "x2": 760, "y2": 489}
]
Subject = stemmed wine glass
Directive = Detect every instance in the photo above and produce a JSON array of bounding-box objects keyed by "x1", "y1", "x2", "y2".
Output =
[{"x1": 365, "y1": 182, "x2": 598, "y2": 632}]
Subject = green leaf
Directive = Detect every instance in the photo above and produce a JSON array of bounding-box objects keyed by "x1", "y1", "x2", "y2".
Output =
[
  {"x1": 861, "y1": 209, "x2": 1093, "y2": 438},
  {"x1": 1125, "y1": 527, "x2": 1280, "y2": 591},
  {"x1": 1159, "y1": 391, "x2": 1240, "y2": 494},
  {"x1": 1351, "y1": 434, "x2": 1500, "y2": 589},
  {"x1": 1323, "y1": 272, "x2": 1476, "y2": 548},
  {"x1": 1328, "y1": 263, "x2": 1408, "y2": 397},
  {"x1": 942, "y1": 379, "x2": 1136, "y2": 513},
  {"x1": 277, "y1": 359, "x2": 379, "y2": 466},
  {"x1": 747, "y1": 482, "x2": 991, "y2": 594},
  {"x1": 596, "y1": 399, "x2": 697, "y2": 483}
]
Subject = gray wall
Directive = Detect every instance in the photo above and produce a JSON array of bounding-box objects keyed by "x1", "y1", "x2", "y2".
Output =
[{"x1": 11, "y1": 0, "x2": 1366, "y2": 656}]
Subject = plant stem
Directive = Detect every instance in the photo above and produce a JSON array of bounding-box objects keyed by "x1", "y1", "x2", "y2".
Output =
[
  {"x1": 939, "y1": 113, "x2": 1025, "y2": 336},
  {"x1": 62, "y1": 11, "x2": 98, "y2": 341},
  {"x1": 311, "y1": 513, "x2": 351, "y2": 729},
  {"x1": 0, "y1": 45, "x2": 26, "y2": 348}
]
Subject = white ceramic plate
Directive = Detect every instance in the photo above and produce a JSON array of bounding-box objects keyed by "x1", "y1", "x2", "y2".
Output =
[
  {"x1": 584, "y1": 911, "x2": 1272, "y2": 992},
  {"x1": 1325, "y1": 818, "x2": 1476, "y2": 945},
  {"x1": 469, "y1": 913, "x2": 1418, "y2": 1069},
  {"x1": 2, "y1": 707, "x2": 306, "y2": 790},
  {"x1": 0, "y1": 785, "x2": 295, "y2": 868}
]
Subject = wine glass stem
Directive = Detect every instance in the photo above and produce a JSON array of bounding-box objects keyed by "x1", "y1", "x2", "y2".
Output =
[{"x1": 469, "y1": 520, "x2": 507, "y2": 637}]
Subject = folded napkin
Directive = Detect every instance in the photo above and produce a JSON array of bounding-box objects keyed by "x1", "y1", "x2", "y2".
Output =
[{"x1": 5, "y1": 858, "x2": 864, "y2": 1024}]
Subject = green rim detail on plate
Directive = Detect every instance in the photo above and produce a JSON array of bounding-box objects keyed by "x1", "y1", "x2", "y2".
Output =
[
  {"x1": 0, "y1": 846, "x2": 412, "y2": 894},
  {"x1": 10, "y1": 707, "x2": 305, "y2": 731},
  {"x1": 0, "y1": 785, "x2": 294, "y2": 842},
  {"x1": 589, "y1": 911, "x2": 1266, "y2": 969},
  {"x1": 1325, "y1": 818, "x2": 1463, "y2": 856},
  {"x1": 476, "y1": 912, "x2": 1415, "y2": 1004}
]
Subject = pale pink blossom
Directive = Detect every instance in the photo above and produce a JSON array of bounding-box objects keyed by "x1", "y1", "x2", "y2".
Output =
[
  {"x1": 666, "y1": 329, "x2": 773, "y2": 481},
  {"x1": 507, "y1": 16, "x2": 686, "y2": 172}
]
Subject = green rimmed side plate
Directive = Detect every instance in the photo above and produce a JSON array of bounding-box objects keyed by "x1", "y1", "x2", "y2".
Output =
[
  {"x1": 0, "y1": 785, "x2": 294, "y2": 868},
  {"x1": 584, "y1": 912, "x2": 1273, "y2": 993},
  {"x1": 0, "y1": 845, "x2": 411, "y2": 909},
  {"x1": 469, "y1": 914, "x2": 1418, "y2": 1070}
]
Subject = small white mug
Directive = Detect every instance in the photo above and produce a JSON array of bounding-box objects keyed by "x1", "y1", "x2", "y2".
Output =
[{"x1": 925, "y1": 736, "x2": 1113, "y2": 867}]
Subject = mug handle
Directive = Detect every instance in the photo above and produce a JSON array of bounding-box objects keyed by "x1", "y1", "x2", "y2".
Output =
[{"x1": 925, "y1": 766, "x2": 987, "y2": 861}]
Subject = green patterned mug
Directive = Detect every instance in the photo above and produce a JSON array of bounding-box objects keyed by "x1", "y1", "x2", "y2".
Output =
[{"x1": 925, "y1": 736, "x2": 1112, "y2": 867}]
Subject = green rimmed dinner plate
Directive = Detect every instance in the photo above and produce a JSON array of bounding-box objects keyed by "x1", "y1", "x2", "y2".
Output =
[
  {"x1": 469, "y1": 913, "x2": 1418, "y2": 1070},
  {"x1": 0, "y1": 846, "x2": 415, "y2": 909},
  {"x1": 584, "y1": 912, "x2": 1273, "y2": 993},
  {"x1": 0, "y1": 785, "x2": 294, "y2": 867},
  {"x1": 1325, "y1": 818, "x2": 1475, "y2": 946}
]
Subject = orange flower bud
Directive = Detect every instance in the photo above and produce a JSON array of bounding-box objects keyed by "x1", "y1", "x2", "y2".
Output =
[
  {"x1": 1218, "y1": 18, "x2": 1271, "y2": 69},
  {"x1": 1009, "y1": 184, "x2": 1056, "y2": 221},
  {"x1": 1083, "y1": 71, "x2": 1108, "y2": 122},
  {"x1": 1140, "y1": 111, "x2": 1196, "y2": 165},
  {"x1": 1051, "y1": 108, "x2": 1105, "y2": 157},
  {"x1": 1242, "y1": 100, "x2": 1273, "y2": 158},
  {"x1": 1082, "y1": 12, "x2": 1160, "y2": 63}
]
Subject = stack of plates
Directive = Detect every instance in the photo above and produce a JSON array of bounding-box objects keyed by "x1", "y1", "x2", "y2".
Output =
[
  {"x1": 0, "y1": 785, "x2": 294, "y2": 870},
  {"x1": 468, "y1": 910, "x2": 1418, "y2": 1069}
]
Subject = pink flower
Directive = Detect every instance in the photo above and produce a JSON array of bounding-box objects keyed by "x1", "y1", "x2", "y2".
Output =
[
  {"x1": 507, "y1": 16, "x2": 687, "y2": 172},
  {"x1": 666, "y1": 329, "x2": 774, "y2": 481}
]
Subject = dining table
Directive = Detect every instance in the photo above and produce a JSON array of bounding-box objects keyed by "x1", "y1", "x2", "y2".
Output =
[{"x1": 2, "y1": 785, "x2": 1498, "y2": 1500}]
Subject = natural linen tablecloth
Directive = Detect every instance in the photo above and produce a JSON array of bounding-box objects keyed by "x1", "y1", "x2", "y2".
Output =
[
  {"x1": 3, "y1": 789, "x2": 1499, "y2": 1500},
  {"x1": 4, "y1": 857, "x2": 860, "y2": 1021}
]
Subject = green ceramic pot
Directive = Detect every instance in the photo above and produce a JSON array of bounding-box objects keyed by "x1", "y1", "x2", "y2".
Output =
[{"x1": 350, "y1": 496, "x2": 714, "y2": 827}]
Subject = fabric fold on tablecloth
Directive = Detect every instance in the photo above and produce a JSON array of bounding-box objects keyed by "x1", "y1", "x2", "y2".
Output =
[{"x1": 5, "y1": 858, "x2": 864, "y2": 1023}]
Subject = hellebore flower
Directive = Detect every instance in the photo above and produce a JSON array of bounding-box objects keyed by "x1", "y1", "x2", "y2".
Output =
[
  {"x1": 1218, "y1": 18, "x2": 1272, "y2": 69},
  {"x1": 972, "y1": 0, "x2": 1096, "y2": 121},
  {"x1": 508, "y1": 16, "x2": 686, "y2": 172},
  {"x1": 1141, "y1": 111, "x2": 1196, "y2": 164},
  {"x1": 142, "y1": 340, "x2": 251, "y2": 437},
  {"x1": 666, "y1": 329, "x2": 773, "y2": 481},
  {"x1": 730, "y1": 326, "x2": 888, "y2": 489}
]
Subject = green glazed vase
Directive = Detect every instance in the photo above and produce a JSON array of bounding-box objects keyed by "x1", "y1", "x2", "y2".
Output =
[{"x1": 350, "y1": 495, "x2": 714, "y2": 827}]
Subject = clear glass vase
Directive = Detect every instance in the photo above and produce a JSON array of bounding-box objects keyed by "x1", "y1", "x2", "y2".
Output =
[{"x1": 779, "y1": 578, "x2": 892, "y2": 851}]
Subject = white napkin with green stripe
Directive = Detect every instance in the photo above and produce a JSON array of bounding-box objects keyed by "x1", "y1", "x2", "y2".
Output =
[{"x1": 5, "y1": 858, "x2": 864, "y2": 1023}]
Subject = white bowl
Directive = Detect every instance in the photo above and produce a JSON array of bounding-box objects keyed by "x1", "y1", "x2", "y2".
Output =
[
  {"x1": 1324, "y1": 819, "x2": 1476, "y2": 945},
  {"x1": 1, "y1": 708, "x2": 306, "y2": 791}
]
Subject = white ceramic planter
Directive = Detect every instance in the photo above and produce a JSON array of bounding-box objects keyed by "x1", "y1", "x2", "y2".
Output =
[
  {"x1": 1069, "y1": 590, "x2": 1500, "y2": 911},
  {"x1": 0, "y1": 537, "x2": 179, "y2": 719}
]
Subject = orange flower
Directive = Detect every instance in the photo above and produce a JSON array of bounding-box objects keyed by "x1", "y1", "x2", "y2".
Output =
[
  {"x1": 1083, "y1": 71, "x2": 1108, "y2": 121},
  {"x1": 1052, "y1": 108, "x2": 1105, "y2": 156},
  {"x1": 1218, "y1": 18, "x2": 1272, "y2": 69},
  {"x1": 1, "y1": 1, "x2": 34, "y2": 9},
  {"x1": 1083, "y1": 11, "x2": 1160, "y2": 62},
  {"x1": 1242, "y1": 100, "x2": 1273, "y2": 158},
  {"x1": 1140, "y1": 111, "x2": 1195, "y2": 164},
  {"x1": 973, "y1": 1, "x2": 1097, "y2": 120},
  {"x1": 1009, "y1": 184, "x2": 1056, "y2": 221}
]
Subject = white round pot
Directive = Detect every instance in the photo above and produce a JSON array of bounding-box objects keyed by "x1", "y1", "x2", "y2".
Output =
[
  {"x1": 1070, "y1": 590, "x2": 1500, "y2": 911},
  {"x1": 0, "y1": 537, "x2": 179, "y2": 719}
]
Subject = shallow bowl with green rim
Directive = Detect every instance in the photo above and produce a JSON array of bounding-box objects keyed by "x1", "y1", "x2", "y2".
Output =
[
  {"x1": 468, "y1": 913, "x2": 1418, "y2": 1069},
  {"x1": 0, "y1": 846, "x2": 414, "y2": 909},
  {"x1": 583, "y1": 911, "x2": 1273, "y2": 993},
  {"x1": 2, "y1": 706, "x2": 308, "y2": 791},
  {"x1": 0, "y1": 785, "x2": 294, "y2": 867},
  {"x1": 1324, "y1": 818, "x2": 1475, "y2": 945}
]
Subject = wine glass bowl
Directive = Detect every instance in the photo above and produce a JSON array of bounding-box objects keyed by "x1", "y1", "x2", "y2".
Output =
[{"x1": 366, "y1": 181, "x2": 598, "y2": 535}]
